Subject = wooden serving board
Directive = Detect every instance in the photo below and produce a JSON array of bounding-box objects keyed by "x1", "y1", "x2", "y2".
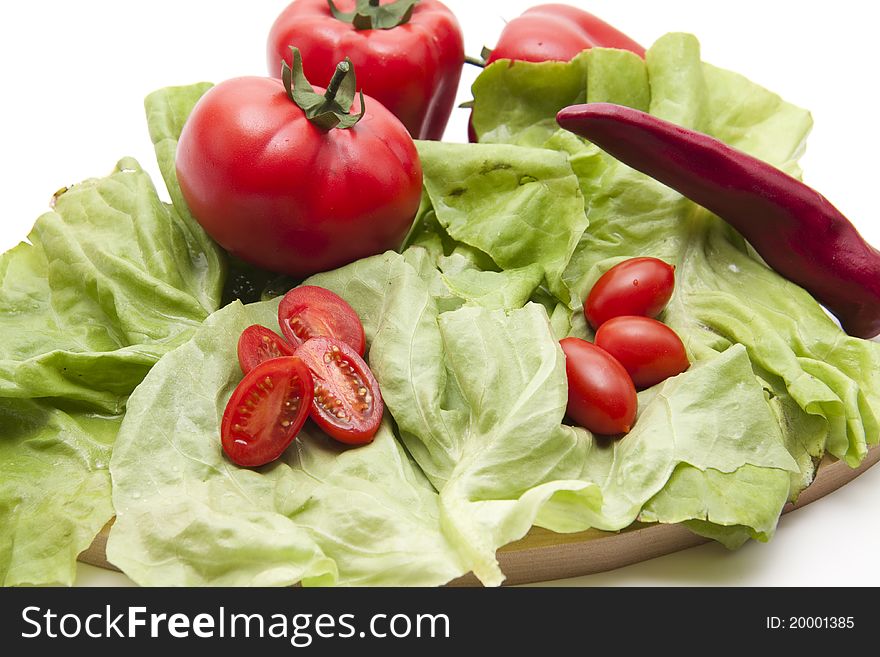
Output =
[{"x1": 79, "y1": 445, "x2": 880, "y2": 586}]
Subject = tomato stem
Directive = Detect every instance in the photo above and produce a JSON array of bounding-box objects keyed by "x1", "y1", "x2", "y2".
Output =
[
  {"x1": 324, "y1": 61, "x2": 350, "y2": 103},
  {"x1": 327, "y1": 0, "x2": 417, "y2": 30},
  {"x1": 282, "y1": 46, "x2": 365, "y2": 130}
]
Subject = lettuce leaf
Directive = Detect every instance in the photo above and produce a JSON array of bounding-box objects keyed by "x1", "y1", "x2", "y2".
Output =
[
  {"x1": 110, "y1": 245, "x2": 804, "y2": 585},
  {"x1": 0, "y1": 160, "x2": 218, "y2": 408},
  {"x1": 0, "y1": 401, "x2": 116, "y2": 586},
  {"x1": 34, "y1": 26, "x2": 880, "y2": 588},
  {"x1": 107, "y1": 300, "x2": 468, "y2": 587},
  {"x1": 106, "y1": 41, "x2": 880, "y2": 586},
  {"x1": 0, "y1": 88, "x2": 224, "y2": 585},
  {"x1": 471, "y1": 32, "x2": 880, "y2": 497},
  {"x1": 106, "y1": 250, "x2": 599, "y2": 586},
  {"x1": 549, "y1": 346, "x2": 797, "y2": 539},
  {"x1": 414, "y1": 141, "x2": 589, "y2": 307},
  {"x1": 305, "y1": 251, "x2": 802, "y2": 583}
]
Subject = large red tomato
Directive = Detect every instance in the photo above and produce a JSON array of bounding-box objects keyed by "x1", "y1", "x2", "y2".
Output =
[
  {"x1": 176, "y1": 52, "x2": 423, "y2": 278},
  {"x1": 469, "y1": 4, "x2": 644, "y2": 142},
  {"x1": 486, "y1": 4, "x2": 645, "y2": 65},
  {"x1": 267, "y1": 0, "x2": 464, "y2": 140}
]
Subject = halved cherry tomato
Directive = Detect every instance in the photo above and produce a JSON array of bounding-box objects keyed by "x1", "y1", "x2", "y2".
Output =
[
  {"x1": 295, "y1": 337, "x2": 382, "y2": 445},
  {"x1": 237, "y1": 324, "x2": 295, "y2": 374},
  {"x1": 560, "y1": 337, "x2": 637, "y2": 436},
  {"x1": 221, "y1": 357, "x2": 313, "y2": 467},
  {"x1": 278, "y1": 286, "x2": 366, "y2": 356},
  {"x1": 585, "y1": 257, "x2": 675, "y2": 329},
  {"x1": 594, "y1": 316, "x2": 690, "y2": 389}
]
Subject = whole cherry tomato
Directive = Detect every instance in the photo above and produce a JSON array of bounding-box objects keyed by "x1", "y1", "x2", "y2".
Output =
[
  {"x1": 221, "y1": 356, "x2": 314, "y2": 467},
  {"x1": 560, "y1": 337, "x2": 637, "y2": 436},
  {"x1": 594, "y1": 316, "x2": 690, "y2": 389},
  {"x1": 296, "y1": 336, "x2": 383, "y2": 445},
  {"x1": 237, "y1": 325, "x2": 295, "y2": 374},
  {"x1": 267, "y1": 0, "x2": 464, "y2": 140},
  {"x1": 278, "y1": 285, "x2": 366, "y2": 356},
  {"x1": 176, "y1": 49, "x2": 423, "y2": 278},
  {"x1": 585, "y1": 257, "x2": 676, "y2": 329}
]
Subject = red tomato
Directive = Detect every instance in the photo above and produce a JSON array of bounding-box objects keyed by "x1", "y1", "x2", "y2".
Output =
[
  {"x1": 594, "y1": 316, "x2": 690, "y2": 389},
  {"x1": 560, "y1": 337, "x2": 637, "y2": 436},
  {"x1": 237, "y1": 324, "x2": 295, "y2": 374},
  {"x1": 278, "y1": 286, "x2": 366, "y2": 356},
  {"x1": 176, "y1": 73, "x2": 422, "y2": 278},
  {"x1": 585, "y1": 257, "x2": 675, "y2": 329},
  {"x1": 486, "y1": 4, "x2": 646, "y2": 66},
  {"x1": 469, "y1": 4, "x2": 644, "y2": 142},
  {"x1": 267, "y1": 0, "x2": 464, "y2": 140},
  {"x1": 221, "y1": 357, "x2": 313, "y2": 467},
  {"x1": 296, "y1": 337, "x2": 383, "y2": 445}
]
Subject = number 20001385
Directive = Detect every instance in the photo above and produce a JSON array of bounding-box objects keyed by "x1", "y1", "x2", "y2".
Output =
[{"x1": 766, "y1": 617, "x2": 855, "y2": 629}]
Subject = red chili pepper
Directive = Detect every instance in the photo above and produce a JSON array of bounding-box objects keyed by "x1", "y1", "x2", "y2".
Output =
[
  {"x1": 267, "y1": 0, "x2": 464, "y2": 141},
  {"x1": 486, "y1": 3, "x2": 645, "y2": 65},
  {"x1": 556, "y1": 102, "x2": 880, "y2": 339},
  {"x1": 469, "y1": 4, "x2": 643, "y2": 142}
]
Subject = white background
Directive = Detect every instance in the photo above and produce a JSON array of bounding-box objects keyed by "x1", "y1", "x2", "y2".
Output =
[{"x1": 1, "y1": 0, "x2": 877, "y2": 587}]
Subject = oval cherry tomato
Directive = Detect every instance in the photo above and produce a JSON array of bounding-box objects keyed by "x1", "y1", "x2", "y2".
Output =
[
  {"x1": 585, "y1": 257, "x2": 675, "y2": 329},
  {"x1": 278, "y1": 286, "x2": 366, "y2": 356},
  {"x1": 594, "y1": 316, "x2": 690, "y2": 389},
  {"x1": 560, "y1": 337, "x2": 637, "y2": 436},
  {"x1": 295, "y1": 337, "x2": 383, "y2": 445},
  {"x1": 176, "y1": 65, "x2": 422, "y2": 278},
  {"x1": 221, "y1": 356, "x2": 313, "y2": 467},
  {"x1": 237, "y1": 324, "x2": 295, "y2": 374}
]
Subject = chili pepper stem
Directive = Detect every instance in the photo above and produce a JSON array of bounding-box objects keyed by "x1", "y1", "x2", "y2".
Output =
[
  {"x1": 464, "y1": 55, "x2": 486, "y2": 68},
  {"x1": 324, "y1": 62, "x2": 350, "y2": 103}
]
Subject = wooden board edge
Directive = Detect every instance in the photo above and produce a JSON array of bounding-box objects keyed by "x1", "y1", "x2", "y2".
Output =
[
  {"x1": 451, "y1": 445, "x2": 880, "y2": 586},
  {"x1": 78, "y1": 444, "x2": 880, "y2": 584}
]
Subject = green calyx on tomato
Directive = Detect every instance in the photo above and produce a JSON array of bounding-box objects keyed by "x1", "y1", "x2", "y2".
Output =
[
  {"x1": 328, "y1": 0, "x2": 418, "y2": 31},
  {"x1": 282, "y1": 46, "x2": 365, "y2": 130}
]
